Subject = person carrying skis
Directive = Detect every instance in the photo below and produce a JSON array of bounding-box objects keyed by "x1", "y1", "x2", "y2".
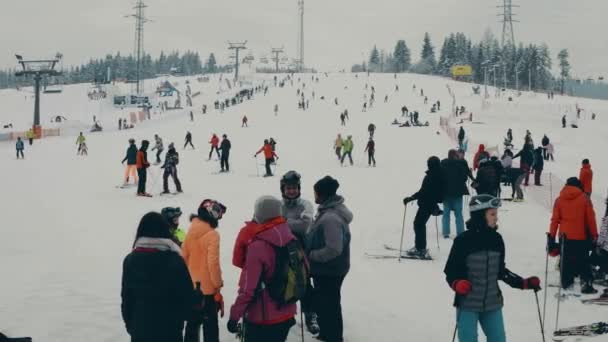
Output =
[
  {"x1": 219, "y1": 134, "x2": 231, "y2": 173},
  {"x1": 472, "y1": 144, "x2": 489, "y2": 171},
  {"x1": 340, "y1": 135, "x2": 354, "y2": 166},
  {"x1": 122, "y1": 139, "x2": 138, "y2": 186},
  {"x1": 208, "y1": 134, "x2": 220, "y2": 160},
  {"x1": 136, "y1": 140, "x2": 151, "y2": 197},
  {"x1": 513, "y1": 143, "x2": 534, "y2": 186},
  {"x1": 441, "y1": 149, "x2": 474, "y2": 238},
  {"x1": 548, "y1": 177, "x2": 598, "y2": 293},
  {"x1": 161, "y1": 207, "x2": 186, "y2": 246},
  {"x1": 228, "y1": 196, "x2": 297, "y2": 341},
  {"x1": 76, "y1": 132, "x2": 86, "y2": 155},
  {"x1": 532, "y1": 147, "x2": 544, "y2": 186},
  {"x1": 15, "y1": 137, "x2": 24, "y2": 159},
  {"x1": 579, "y1": 159, "x2": 593, "y2": 196},
  {"x1": 183, "y1": 199, "x2": 227, "y2": 342},
  {"x1": 403, "y1": 156, "x2": 444, "y2": 258},
  {"x1": 368, "y1": 123, "x2": 376, "y2": 138},
  {"x1": 306, "y1": 176, "x2": 353, "y2": 342},
  {"x1": 184, "y1": 131, "x2": 195, "y2": 149},
  {"x1": 444, "y1": 195, "x2": 541, "y2": 342},
  {"x1": 334, "y1": 134, "x2": 343, "y2": 160},
  {"x1": 364, "y1": 137, "x2": 376, "y2": 167},
  {"x1": 151, "y1": 134, "x2": 164, "y2": 164},
  {"x1": 161, "y1": 143, "x2": 183, "y2": 194},
  {"x1": 121, "y1": 212, "x2": 194, "y2": 342},
  {"x1": 278, "y1": 171, "x2": 318, "y2": 334},
  {"x1": 255, "y1": 139, "x2": 279, "y2": 177}
]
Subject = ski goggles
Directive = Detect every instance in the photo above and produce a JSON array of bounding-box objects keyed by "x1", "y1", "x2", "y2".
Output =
[
  {"x1": 201, "y1": 199, "x2": 227, "y2": 220},
  {"x1": 469, "y1": 196, "x2": 502, "y2": 213}
]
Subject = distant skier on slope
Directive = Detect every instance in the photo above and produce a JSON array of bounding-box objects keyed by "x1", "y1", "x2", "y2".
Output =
[
  {"x1": 122, "y1": 139, "x2": 138, "y2": 186},
  {"x1": 219, "y1": 134, "x2": 231, "y2": 173},
  {"x1": 136, "y1": 140, "x2": 152, "y2": 197},
  {"x1": 184, "y1": 131, "x2": 194, "y2": 149},
  {"x1": 254, "y1": 139, "x2": 279, "y2": 177},
  {"x1": 208, "y1": 134, "x2": 220, "y2": 160},
  {"x1": 151, "y1": 134, "x2": 164, "y2": 164},
  {"x1": 161, "y1": 143, "x2": 182, "y2": 194}
]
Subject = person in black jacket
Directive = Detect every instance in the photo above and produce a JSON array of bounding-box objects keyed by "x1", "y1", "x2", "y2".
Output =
[
  {"x1": 444, "y1": 195, "x2": 540, "y2": 342},
  {"x1": 513, "y1": 143, "x2": 534, "y2": 186},
  {"x1": 441, "y1": 150, "x2": 474, "y2": 238},
  {"x1": 121, "y1": 212, "x2": 194, "y2": 342},
  {"x1": 541, "y1": 135, "x2": 550, "y2": 160},
  {"x1": 161, "y1": 143, "x2": 183, "y2": 194},
  {"x1": 184, "y1": 131, "x2": 195, "y2": 150},
  {"x1": 219, "y1": 134, "x2": 231, "y2": 172},
  {"x1": 122, "y1": 139, "x2": 138, "y2": 186},
  {"x1": 533, "y1": 147, "x2": 544, "y2": 186},
  {"x1": 474, "y1": 158, "x2": 498, "y2": 197},
  {"x1": 403, "y1": 156, "x2": 444, "y2": 258}
]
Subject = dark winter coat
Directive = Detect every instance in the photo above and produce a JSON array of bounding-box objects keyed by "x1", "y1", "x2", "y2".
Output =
[
  {"x1": 122, "y1": 144, "x2": 138, "y2": 165},
  {"x1": 475, "y1": 161, "x2": 498, "y2": 196},
  {"x1": 411, "y1": 162, "x2": 444, "y2": 209},
  {"x1": 541, "y1": 135, "x2": 549, "y2": 147},
  {"x1": 513, "y1": 145, "x2": 534, "y2": 166},
  {"x1": 458, "y1": 128, "x2": 465, "y2": 142},
  {"x1": 121, "y1": 238, "x2": 193, "y2": 342},
  {"x1": 533, "y1": 148, "x2": 544, "y2": 171},
  {"x1": 441, "y1": 158, "x2": 470, "y2": 198},
  {"x1": 162, "y1": 148, "x2": 179, "y2": 171},
  {"x1": 306, "y1": 195, "x2": 353, "y2": 277},
  {"x1": 365, "y1": 140, "x2": 375, "y2": 153},
  {"x1": 444, "y1": 223, "x2": 525, "y2": 312},
  {"x1": 504, "y1": 167, "x2": 523, "y2": 184},
  {"x1": 16, "y1": 140, "x2": 24, "y2": 150},
  {"x1": 220, "y1": 139, "x2": 231, "y2": 157}
]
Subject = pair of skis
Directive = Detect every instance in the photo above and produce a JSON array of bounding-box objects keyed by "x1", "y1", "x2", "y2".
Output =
[
  {"x1": 365, "y1": 244, "x2": 433, "y2": 261},
  {"x1": 553, "y1": 322, "x2": 608, "y2": 340}
]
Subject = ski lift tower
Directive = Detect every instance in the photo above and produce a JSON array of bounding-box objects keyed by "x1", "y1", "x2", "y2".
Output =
[
  {"x1": 297, "y1": 0, "x2": 305, "y2": 72},
  {"x1": 125, "y1": 0, "x2": 150, "y2": 95},
  {"x1": 498, "y1": 0, "x2": 518, "y2": 50},
  {"x1": 228, "y1": 41, "x2": 248, "y2": 82},
  {"x1": 14, "y1": 54, "x2": 62, "y2": 139},
  {"x1": 271, "y1": 47, "x2": 284, "y2": 73}
]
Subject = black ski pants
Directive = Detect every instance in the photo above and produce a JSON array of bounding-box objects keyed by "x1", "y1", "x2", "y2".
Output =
[
  {"x1": 244, "y1": 318, "x2": 295, "y2": 342},
  {"x1": 137, "y1": 168, "x2": 147, "y2": 194},
  {"x1": 16, "y1": 149, "x2": 24, "y2": 159},
  {"x1": 208, "y1": 146, "x2": 220, "y2": 159},
  {"x1": 163, "y1": 167, "x2": 182, "y2": 193},
  {"x1": 220, "y1": 154, "x2": 229, "y2": 172},
  {"x1": 561, "y1": 239, "x2": 593, "y2": 288},
  {"x1": 155, "y1": 150, "x2": 162, "y2": 163},
  {"x1": 313, "y1": 275, "x2": 345, "y2": 342},
  {"x1": 341, "y1": 151, "x2": 353, "y2": 165},
  {"x1": 265, "y1": 158, "x2": 273, "y2": 176},
  {"x1": 184, "y1": 140, "x2": 195, "y2": 149},
  {"x1": 184, "y1": 295, "x2": 219, "y2": 342},
  {"x1": 367, "y1": 151, "x2": 376, "y2": 166},
  {"x1": 413, "y1": 206, "x2": 433, "y2": 250}
]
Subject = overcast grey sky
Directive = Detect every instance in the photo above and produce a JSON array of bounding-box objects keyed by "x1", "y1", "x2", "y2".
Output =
[{"x1": 1, "y1": 0, "x2": 606, "y2": 77}]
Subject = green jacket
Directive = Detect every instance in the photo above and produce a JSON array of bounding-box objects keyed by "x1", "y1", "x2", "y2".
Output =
[
  {"x1": 76, "y1": 135, "x2": 86, "y2": 144},
  {"x1": 343, "y1": 139, "x2": 353, "y2": 152},
  {"x1": 173, "y1": 228, "x2": 186, "y2": 243}
]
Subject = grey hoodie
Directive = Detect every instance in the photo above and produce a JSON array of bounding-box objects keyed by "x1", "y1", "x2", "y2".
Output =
[
  {"x1": 282, "y1": 197, "x2": 314, "y2": 241},
  {"x1": 306, "y1": 195, "x2": 353, "y2": 277}
]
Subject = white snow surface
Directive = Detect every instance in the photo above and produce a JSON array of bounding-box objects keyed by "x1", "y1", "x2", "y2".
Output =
[{"x1": 1, "y1": 72, "x2": 606, "y2": 341}]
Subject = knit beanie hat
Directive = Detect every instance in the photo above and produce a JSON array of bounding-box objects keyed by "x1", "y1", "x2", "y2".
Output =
[
  {"x1": 314, "y1": 176, "x2": 340, "y2": 200},
  {"x1": 253, "y1": 195, "x2": 283, "y2": 223},
  {"x1": 566, "y1": 177, "x2": 583, "y2": 190}
]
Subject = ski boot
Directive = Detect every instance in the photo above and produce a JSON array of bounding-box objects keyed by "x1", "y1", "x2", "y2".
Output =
[
  {"x1": 581, "y1": 281, "x2": 598, "y2": 294},
  {"x1": 305, "y1": 312, "x2": 320, "y2": 335}
]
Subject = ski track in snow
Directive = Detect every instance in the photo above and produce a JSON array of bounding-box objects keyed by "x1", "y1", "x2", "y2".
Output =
[{"x1": 0, "y1": 72, "x2": 606, "y2": 341}]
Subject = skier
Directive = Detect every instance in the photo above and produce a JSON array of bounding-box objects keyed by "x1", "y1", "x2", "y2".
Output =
[
  {"x1": 458, "y1": 127, "x2": 466, "y2": 152},
  {"x1": 579, "y1": 159, "x2": 593, "y2": 196},
  {"x1": 334, "y1": 134, "x2": 343, "y2": 160},
  {"x1": 183, "y1": 199, "x2": 227, "y2": 342},
  {"x1": 121, "y1": 212, "x2": 193, "y2": 342},
  {"x1": 208, "y1": 134, "x2": 220, "y2": 160},
  {"x1": 364, "y1": 137, "x2": 376, "y2": 167},
  {"x1": 184, "y1": 131, "x2": 195, "y2": 149},
  {"x1": 228, "y1": 196, "x2": 297, "y2": 341},
  {"x1": 473, "y1": 157, "x2": 498, "y2": 196},
  {"x1": 548, "y1": 177, "x2": 598, "y2": 293},
  {"x1": 424, "y1": 96, "x2": 428, "y2": 104},
  {"x1": 255, "y1": 139, "x2": 279, "y2": 177},
  {"x1": 136, "y1": 140, "x2": 152, "y2": 197},
  {"x1": 119, "y1": 118, "x2": 122, "y2": 130},
  {"x1": 190, "y1": 111, "x2": 194, "y2": 122},
  {"x1": 562, "y1": 115, "x2": 567, "y2": 128},
  {"x1": 513, "y1": 144, "x2": 534, "y2": 186},
  {"x1": 242, "y1": 115, "x2": 248, "y2": 127},
  {"x1": 541, "y1": 135, "x2": 550, "y2": 160},
  {"x1": 122, "y1": 139, "x2": 138, "y2": 186},
  {"x1": 437, "y1": 100, "x2": 441, "y2": 111},
  {"x1": 472, "y1": 144, "x2": 489, "y2": 171},
  {"x1": 269, "y1": 138, "x2": 277, "y2": 152},
  {"x1": 340, "y1": 112, "x2": 346, "y2": 126},
  {"x1": 546, "y1": 142, "x2": 555, "y2": 161},
  {"x1": 76, "y1": 132, "x2": 86, "y2": 155},
  {"x1": 306, "y1": 176, "x2": 353, "y2": 342},
  {"x1": 25, "y1": 128, "x2": 34, "y2": 145},
  {"x1": 532, "y1": 147, "x2": 544, "y2": 186},
  {"x1": 151, "y1": 134, "x2": 164, "y2": 164},
  {"x1": 344, "y1": 109, "x2": 349, "y2": 121},
  {"x1": 362, "y1": 102, "x2": 367, "y2": 112},
  {"x1": 593, "y1": 200, "x2": 608, "y2": 284},
  {"x1": 279, "y1": 171, "x2": 318, "y2": 334},
  {"x1": 441, "y1": 149, "x2": 473, "y2": 238},
  {"x1": 161, "y1": 207, "x2": 186, "y2": 246},
  {"x1": 444, "y1": 195, "x2": 541, "y2": 342},
  {"x1": 161, "y1": 143, "x2": 183, "y2": 194},
  {"x1": 402, "y1": 156, "x2": 444, "y2": 258},
  {"x1": 368, "y1": 123, "x2": 376, "y2": 138},
  {"x1": 274, "y1": 104, "x2": 279, "y2": 116},
  {"x1": 15, "y1": 137, "x2": 24, "y2": 159},
  {"x1": 219, "y1": 134, "x2": 231, "y2": 173},
  {"x1": 340, "y1": 135, "x2": 354, "y2": 166}
]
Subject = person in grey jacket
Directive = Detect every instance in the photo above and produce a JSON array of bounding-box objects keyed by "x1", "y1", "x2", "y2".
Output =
[
  {"x1": 280, "y1": 171, "x2": 317, "y2": 334},
  {"x1": 306, "y1": 176, "x2": 353, "y2": 342}
]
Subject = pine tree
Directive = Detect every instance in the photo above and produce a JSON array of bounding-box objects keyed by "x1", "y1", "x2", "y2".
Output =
[
  {"x1": 369, "y1": 45, "x2": 380, "y2": 71},
  {"x1": 417, "y1": 32, "x2": 436, "y2": 74},
  {"x1": 206, "y1": 53, "x2": 217, "y2": 73},
  {"x1": 393, "y1": 40, "x2": 411, "y2": 73},
  {"x1": 557, "y1": 49, "x2": 570, "y2": 94}
]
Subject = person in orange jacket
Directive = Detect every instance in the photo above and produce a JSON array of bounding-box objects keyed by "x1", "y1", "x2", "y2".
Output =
[
  {"x1": 182, "y1": 199, "x2": 227, "y2": 342},
  {"x1": 579, "y1": 159, "x2": 593, "y2": 195},
  {"x1": 208, "y1": 134, "x2": 220, "y2": 160},
  {"x1": 255, "y1": 139, "x2": 279, "y2": 177},
  {"x1": 136, "y1": 140, "x2": 151, "y2": 197},
  {"x1": 547, "y1": 177, "x2": 599, "y2": 293}
]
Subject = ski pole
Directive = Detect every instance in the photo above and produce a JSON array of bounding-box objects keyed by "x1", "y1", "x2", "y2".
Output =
[
  {"x1": 398, "y1": 205, "x2": 408, "y2": 263},
  {"x1": 549, "y1": 173, "x2": 554, "y2": 207},
  {"x1": 534, "y1": 291, "x2": 546, "y2": 342},
  {"x1": 555, "y1": 234, "x2": 566, "y2": 332},
  {"x1": 452, "y1": 310, "x2": 460, "y2": 342},
  {"x1": 300, "y1": 309, "x2": 305, "y2": 342},
  {"x1": 542, "y1": 233, "x2": 549, "y2": 328},
  {"x1": 435, "y1": 216, "x2": 440, "y2": 251},
  {"x1": 254, "y1": 155, "x2": 260, "y2": 177}
]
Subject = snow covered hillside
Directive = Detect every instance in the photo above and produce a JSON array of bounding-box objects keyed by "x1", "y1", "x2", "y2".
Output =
[{"x1": 1, "y1": 72, "x2": 606, "y2": 341}]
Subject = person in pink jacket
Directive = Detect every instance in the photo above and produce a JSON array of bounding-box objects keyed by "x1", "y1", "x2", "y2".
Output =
[{"x1": 227, "y1": 195, "x2": 297, "y2": 341}]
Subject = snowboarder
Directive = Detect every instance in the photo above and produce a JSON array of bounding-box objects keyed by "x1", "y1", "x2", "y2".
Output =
[
  {"x1": 402, "y1": 156, "x2": 444, "y2": 258},
  {"x1": 548, "y1": 177, "x2": 599, "y2": 293},
  {"x1": 306, "y1": 176, "x2": 353, "y2": 342},
  {"x1": 340, "y1": 135, "x2": 354, "y2": 166},
  {"x1": 183, "y1": 199, "x2": 227, "y2": 342},
  {"x1": 364, "y1": 137, "x2": 376, "y2": 167},
  {"x1": 255, "y1": 140, "x2": 279, "y2": 177},
  {"x1": 184, "y1": 131, "x2": 195, "y2": 149},
  {"x1": 334, "y1": 134, "x2": 343, "y2": 160},
  {"x1": 208, "y1": 134, "x2": 220, "y2": 160},
  {"x1": 219, "y1": 134, "x2": 231, "y2": 173},
  {"x1": 368, "y1": 123, "x2": 376, "y2": 138},
  {"x1": 579, "y1": 159, "x2": 593, "y2": 196},
  {"x1": 532, "y1": 147, "x2": 544, "y2": 186},
  {"x1": 445, "y1": 195, "x2": 541, "y2": 342},
  {"x1": 160, "y1": 207, "x2": 186, "y2": 246},
  {"x1": 76, "y1": 132, "x2": 86, "y2": 155},
  {"x1": 122, "y1": 139, "x2": 138, "y2": 186},
  {"x1": 121, "y1": 212, "x2": 193, "y2": 342},
  {"x1": 136, "y1": 140, "x2": 151, "y2": 197},
  {"x1": 15, "y1": 137, "x2": 24, "y2": 159},
  {"x1": 151, "y1": 134, "x2": 164, "y2": 164},
  {"x1": 242, "y1": 115, "x2": 248, "y2": 127},
  {"x1": 161, "y1": 143, "x2": 182, "y2": 194}
]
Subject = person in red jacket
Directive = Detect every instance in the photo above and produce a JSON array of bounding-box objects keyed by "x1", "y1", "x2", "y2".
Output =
[
  {"x1": 579, "y1": 159, "x2": 593, "y2": 195},
  {"x1": 255, "y1": 139, "x2": 279, "y2": 177},
  {"x1": 547, "y1": 177, "x2": 599, "y2": 293},
  {"x1": 208, "y1": 134, "x2": 220, "y2": 160},
  {"x1": 472, "y1": 144, "x2": 490, "y2": 171},
  {"x1": 136, "y1": 140, "x2": 151, "y2": 197}
]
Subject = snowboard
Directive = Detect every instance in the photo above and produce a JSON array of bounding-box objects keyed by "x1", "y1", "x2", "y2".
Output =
[{"x1": 552, "y1": 322, "x2": 608, "y2": 341}]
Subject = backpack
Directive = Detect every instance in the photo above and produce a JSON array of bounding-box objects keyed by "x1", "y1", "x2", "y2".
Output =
[{"x1": 264, "y1": 240, "x2": 309, "y2": 305}]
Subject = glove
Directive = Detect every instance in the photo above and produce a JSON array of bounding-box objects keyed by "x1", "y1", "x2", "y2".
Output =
[
  {"x1": 523, "y1": 276, "x2": 541, "y2": 291},
  {"x1": 451, "y1": 280, "x2": 472, "y2": 295},
  {"x1": 403, "y1": 197, "x2": 413, "y2": 205},
  {"x1": 227, "y1": 320, "x2": 240, "y2": 334},
  {"x1": 214, "y1": 292, "x2": 224, "y2": 318},
  {"x1": 547, "y1": 235, "x2": 559, "y2": 257}
]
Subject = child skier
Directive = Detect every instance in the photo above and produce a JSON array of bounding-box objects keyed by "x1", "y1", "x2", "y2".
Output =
[
  {"x1": 151, "y1": 134, "x2": 164, "y2": 164},
  {"x1": 76, "y1": 132, "x2": 86, "y2": 155},
  {"x1": 161, "y1": 207, "x2": 186, "y2": 246},
  {"x1": 15, "y1": 137, "x2": 24, "y2": 159},
  {"x1": 445, "y1": 195, "x2": 541, "y2": 342}
]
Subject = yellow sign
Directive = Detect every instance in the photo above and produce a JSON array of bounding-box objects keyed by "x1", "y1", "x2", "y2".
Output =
[{"x1": 451, "y1": 65, "x2": 473, "y2": 77}]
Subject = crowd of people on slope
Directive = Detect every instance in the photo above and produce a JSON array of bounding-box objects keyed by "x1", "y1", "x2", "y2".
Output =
[{"x1": 121, "y1": 172, "x2": 353, "y2": 342}]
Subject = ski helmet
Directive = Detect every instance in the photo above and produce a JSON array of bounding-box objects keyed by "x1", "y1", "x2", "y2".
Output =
[
  {"x1": 469, "y1": 195, "x2": 501, "y2": 213},
  {"x1": 197, "y1": 199, "x2": 227, "y2": 228},
  {"x1": 161, "y1": 207, "x2": 182, "y2": 224},
  {"x1": 281, "y1": 170, "x2": 302, "y2": 197},
  {"x1": 128, "y1": 138, "x2": 135, "y2": 144}
]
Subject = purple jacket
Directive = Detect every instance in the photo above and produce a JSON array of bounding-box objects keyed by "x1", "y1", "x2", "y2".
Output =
[{"x1": 229, "y1": 222, "x2": 297, "y2": 324}]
